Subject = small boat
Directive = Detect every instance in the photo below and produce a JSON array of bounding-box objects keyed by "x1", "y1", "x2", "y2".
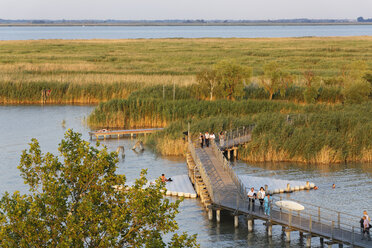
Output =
[{"x1": 275, "y1": 200, "x2": 305, "y2": 211}]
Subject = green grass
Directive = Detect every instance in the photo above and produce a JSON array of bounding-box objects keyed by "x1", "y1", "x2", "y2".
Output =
[{"x1": 1, "y1": 37, "x2": 371, "y2": 103}]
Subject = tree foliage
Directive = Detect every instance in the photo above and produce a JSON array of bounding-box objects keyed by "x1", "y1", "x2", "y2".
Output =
[
  {"x1": 195, "y1": 61, "x2": 251, "y2": 100},
  {"x1": 259, "y1": 62, "x2": 292, "y2": 100},
  {"x1": 0, "y1": 130, "x2": 198, "y2": 248}
]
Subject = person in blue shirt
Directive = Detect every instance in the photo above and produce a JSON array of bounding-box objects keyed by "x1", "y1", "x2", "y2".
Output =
[{"x1": 264, "y1": 194, "x2": 271, "y2": 216}]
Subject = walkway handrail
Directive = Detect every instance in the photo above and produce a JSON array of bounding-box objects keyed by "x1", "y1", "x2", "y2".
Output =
[
  {"x1": 272, "y1": 195, "x2": 362, "y2": 230},
  {"x1": 187, "y1": 139, "x2": 215, "y2": 203},
  {"x1": 219, "y1": 125, "x2": 254, "y2": 149},
  {"x1": 210, "y1": 140, "x2": 248, "y2": 200}
]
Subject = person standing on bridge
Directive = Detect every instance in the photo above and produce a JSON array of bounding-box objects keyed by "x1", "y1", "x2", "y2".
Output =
[
  {"x1": 205, "y1": 131, "x2": 210, "y2": 147},
  {"x1": 361, "y1": 215, "x2": 371, "y2": 241},
  {"x1": 199, "y1": 133, "x2": 204, "y2": 148},
  {"x1": 219, "y1": 131, "x2": 224, "y2": 146},
  {"x1": 247, "y1": 187, "x2": 256, "y2": 211},
  {"x1": 257, "y1": 187, "x2": 266, "y2": 208},
  {"x1": 264, "y1": 194, "x2": 271, "y2": 216}
]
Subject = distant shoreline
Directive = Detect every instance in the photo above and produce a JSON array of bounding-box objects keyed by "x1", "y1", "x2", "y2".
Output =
[{"x1": 1, "y1": 22, "x2": 372, "y2": 27}]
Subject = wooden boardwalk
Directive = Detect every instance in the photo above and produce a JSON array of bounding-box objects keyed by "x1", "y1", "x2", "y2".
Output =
[
  {"x1": 188, "y1": 130, "x2": 371, "y2": 248},
  {"x1": 89, "y1": 128, "x2": 163, "y2": 140}
]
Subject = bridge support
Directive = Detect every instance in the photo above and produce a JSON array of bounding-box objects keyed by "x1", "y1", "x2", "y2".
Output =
[
  {"x1": 233, "y1": 148, "x2": 237, "y2": 158},
  {"x1": 304, "y1": 234, "x2": 312, "y2": 247},
  {"x1": 266, "y1": 222, "x2": 272, "y2": 237},
  {"x1": 227, "y1": 150, "x2": 231, "y2": 160},
  {"x1": 208, "y1": 209, "x2": 213, "y2": 220},
  {"x1": 234, "y1": 215, "x2": 239, "y2": 228},
  {"x1": 284, "y1": 228, "x2": 293, "y2": 243},
  {"x1": 216, "y1": 209, "x2": 221, "y2": 223},
  {"x1": 247, "y1": 217, "x2": 254, "y2": 232}
]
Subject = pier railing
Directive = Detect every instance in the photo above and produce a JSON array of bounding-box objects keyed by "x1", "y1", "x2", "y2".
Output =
[
  {"x1": 210, "y1": 140, "x2": 248, "y2": 200},
  {"x1": 268, "y1": 197, "x2": 362, "y2": 245},
  {"x1": 218, "y1": 125, "x2": 255, "y2": 148},
  {"x1": 188, "y1": 138, "x2": 215, "y2": 203}
]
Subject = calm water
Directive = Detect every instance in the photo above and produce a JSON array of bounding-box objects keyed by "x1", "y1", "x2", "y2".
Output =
[
  {"x1": 0, "y1": 105, "x2": 371, "y2": 247},
  {"x1": 0, "y1": 25, "x2": 372, "y2": 40}
]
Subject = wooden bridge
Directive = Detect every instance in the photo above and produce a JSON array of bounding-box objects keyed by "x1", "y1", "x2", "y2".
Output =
[
  {"x1": 187, "y1": 127, "x2": 370, "y2": 248},
  {"x1": 89, "y1": 128, "x2": 163, "y2": 140}
]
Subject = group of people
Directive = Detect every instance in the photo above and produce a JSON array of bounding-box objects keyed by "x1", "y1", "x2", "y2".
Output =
[
  {"x1": 361, "y1": 210, "x2": 371, "y2": 241},
  {"x1": 199, "y1": 132, "x2": 215, "y2": 148},
  {"x1": 199, "y1": 131, "x2": 225, "y2": 148},
  {"x1": 247, "y1": 187, "x2": 271, "y2": 215}
]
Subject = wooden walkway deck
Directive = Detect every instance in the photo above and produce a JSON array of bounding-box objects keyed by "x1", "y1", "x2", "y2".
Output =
[
  {"x1": 89, "y1": 128, "x2": 163, "y2": 140},
  {"x1": 188, "y1": 130, "x2": 370, "y2": 248}
]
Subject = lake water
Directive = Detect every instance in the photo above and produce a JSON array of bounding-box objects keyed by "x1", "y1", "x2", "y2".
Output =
[
  {"x1": 0, "y1": 25, "x2": 372, "y2": 40},
  {"x1": 0, "y1": 105, "x2": 371, "y2": 247}
]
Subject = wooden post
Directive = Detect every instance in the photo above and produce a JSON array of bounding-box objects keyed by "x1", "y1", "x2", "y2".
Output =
[
  {"x1": 216, "y1": 209, "x2": 221, "y2": 223},
  {"x1": 233, "y1": 148, "x2": 237, "y2": 158},
  {"x1": 227, "y1": 150, "x2": 231, "y2": 160},
  {"x1": 267, "y1": 222, "x2": 272, "y2": 236},
  {"x1": 320, "y1": 237, "x2": 324, "y2": 246},
  {"x1": 163, "y1": 84, "x2": 165, "y2": 100},
  {"x1": 247, "y1": 217, "x2": 253, "y2": 232},
  {"x1": 286, "y1": 183, "x2": 291, "y2": 192},
  {"x1": 306, "y1": 181, "x2": 310, "y2": 189},
  {"x1": 208, "y1": 209, "x2": 213, "y2": 220},
  {"x1": 234, "y1": 215, "x2": 239, "y2": 228},
  {"x1": 285, "y1": 229, "x2": 291, "y2": 243},
  {"x1": 173, "y1": 81, "x2": 175, "y2": 101},
  {"x1": 305, "y1": 234, "x2": 311, "y2": 247},
  {"x1": 318, "y1": 207, "x2": 321, "y2": 222}
]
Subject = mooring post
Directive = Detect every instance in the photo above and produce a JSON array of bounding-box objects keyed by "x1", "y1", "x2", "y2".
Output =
[
  {"x1": 286, "y1": 183, "x2": 291, "y2": 192},
  {"x1": 216, "y1": 209, "x2": 221, "y2": 223},
  {"x1": 320, "y1": 237, "x2": 324, "y2": 246},
  {"x1": 233, "y1": 148, "x2": 237, "y2": 158},
  {"x1": 234, "y1": 215, "x2": 239, "y2": 228},
  {"x1": 306, "y1": 181, "x2": 310, "y2": 189}
]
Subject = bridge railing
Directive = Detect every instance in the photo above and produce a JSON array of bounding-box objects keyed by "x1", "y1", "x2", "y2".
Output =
[
  {"x1": 269, "y1": 196, "x2": 362, "y2": 244},
  {"x1": 219, "y1": 125, "x2": 255, "y2": 148},
  {"x1": 210, "y1": 139, "x2": 248, "y2": 200},
  {"x1": 187, "y1": 138, "x2": 215, "y2": 203}
]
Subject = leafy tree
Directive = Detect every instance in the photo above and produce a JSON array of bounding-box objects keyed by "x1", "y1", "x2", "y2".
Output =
[
  {"x1": 259, "y1": 62, "x2": 292, "y2": 100},
  {"x1": 0, "y1": 130, "x2": 198, "y2": 248},
  {"x1": 214, "y1": 60, "x2": 252, "y2": 100},
  {"x1": 196, "y1": 68, "x2": 220, "y2": 100}
]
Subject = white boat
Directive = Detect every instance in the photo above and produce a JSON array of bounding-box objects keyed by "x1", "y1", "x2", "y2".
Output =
[{"x1": 275, "y1": 200, "x2": 305, "y2": 211}]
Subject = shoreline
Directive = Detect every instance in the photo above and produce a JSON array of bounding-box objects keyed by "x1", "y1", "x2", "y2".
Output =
[{"x1": 1, "y1": 22, "x2": 372, "y2": 27}]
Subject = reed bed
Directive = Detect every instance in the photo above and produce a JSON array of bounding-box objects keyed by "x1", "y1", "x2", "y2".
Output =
[
  {"x1": 1, "y1": 37, "x2": 371, "y2": 103},
  {"x1": 126, "y1": 102, "x2": 372, "y2": 164}
]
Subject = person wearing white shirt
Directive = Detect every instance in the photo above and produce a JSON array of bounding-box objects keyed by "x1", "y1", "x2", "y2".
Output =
[
  {"x1": 247, "y1": 187, "x2": 256, "y2": 211},
  {"x1": 205, "y1": 132, "x2": 210, "y2": 147}
]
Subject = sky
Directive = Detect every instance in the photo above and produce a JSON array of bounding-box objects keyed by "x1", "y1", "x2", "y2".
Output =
[{"x1": 0, "y1": 0, "x2": 372, "y2": 20}]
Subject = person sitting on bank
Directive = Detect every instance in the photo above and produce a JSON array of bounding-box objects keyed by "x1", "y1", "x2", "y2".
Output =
[{"x1": 161, "y1": 174, "x2": 168, "y2": 183}]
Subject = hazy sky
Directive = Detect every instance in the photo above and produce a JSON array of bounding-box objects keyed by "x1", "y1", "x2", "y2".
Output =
[{"x1": 1, "y1": 0, "x2": 371, "y2": 20}]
